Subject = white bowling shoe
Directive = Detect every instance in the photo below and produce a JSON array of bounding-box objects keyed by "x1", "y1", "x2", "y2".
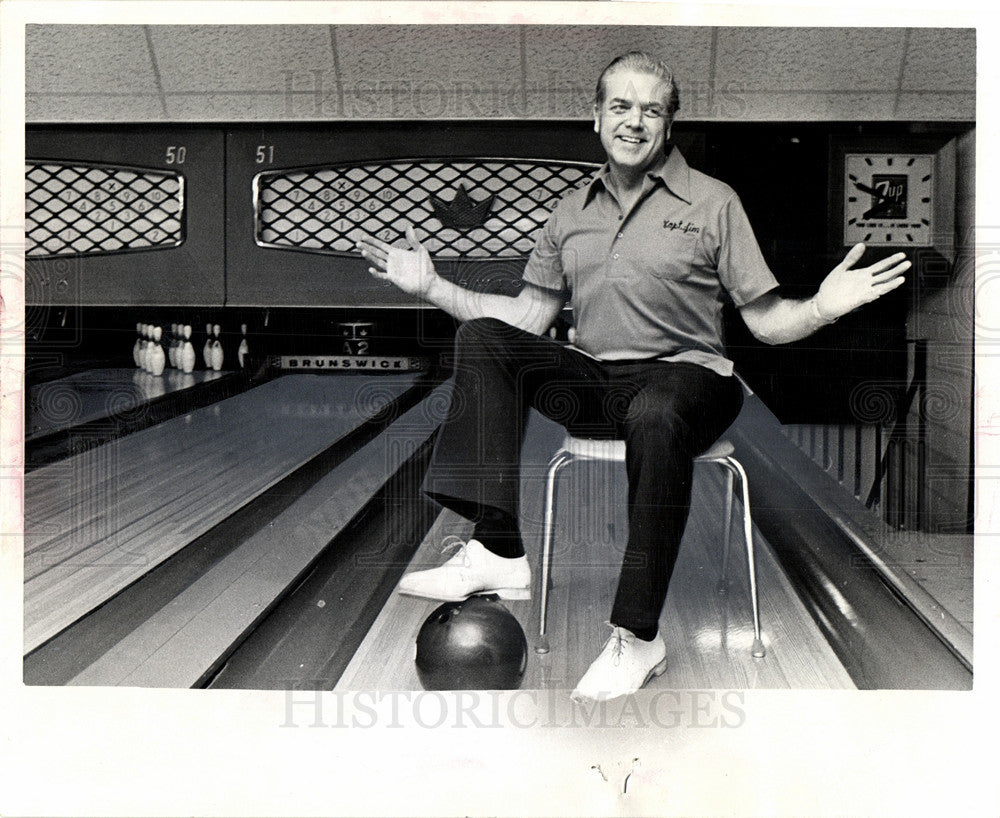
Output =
[
  {"x1": 571, "y1": 625, "x2": 667, "y2": 702},
  {"x1": 397, "y1": 538, "x2": 531, "y2": 602}
]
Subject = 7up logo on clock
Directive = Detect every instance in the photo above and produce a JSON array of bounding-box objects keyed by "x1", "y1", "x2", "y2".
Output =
[{"x1": 844, "y1": 153, "x2": 934, "y2": 247}]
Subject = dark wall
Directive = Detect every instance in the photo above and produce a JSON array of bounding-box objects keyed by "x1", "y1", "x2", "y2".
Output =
[
  {"x1": 25, "y1": 120, "x2": 972, "y2": 423},
  {"x1": 26, "y1": 127, "x2": 225, "y2": 306},
  {"x1": 701, "y1": 123, "x2": 967, "y2": 422}
]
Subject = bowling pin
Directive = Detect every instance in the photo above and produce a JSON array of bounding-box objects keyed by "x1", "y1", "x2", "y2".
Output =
[
  {"x1": 180, "y1": 325, "x2": 196, "y2": 374},
  {"x1": 237, "y1": 323, "x2": 249, "y2": 369},
  {"x1": 147, "y1": 323, "x2": 157, "y2": 372},
  {"x1": 140, "y1": 324, "x2": 151, "y2": 372},
  {"x1": 148, "y1": 324, "x2": 157, "y2": 371},
  {"x1": 168, "y1": 323, "x2": 179, "y2": 368},
  {"x1": 210, "y1": 324, "x2": 224, "y2": 371},
  {"x1": 149, "y1": 327, "x2": 167, "y2": 377},
  {"x1": 146, "y1": 325, "x2": 160, "y2": 375},
  {"x1": 173, "y1": 323, "x2": 183, "y2": 368},
  {"x1": 174, "y1": 323, "x2": 184, "y2": 368},
  {"x1": 132, "y1": 323, "x2": 142, "y2": 367},
  {"x1": 150, "y1": 326, "x2": 166, "y2": 376},
  {"x1": 203, "y1": 323, "x2": 213, "y2": 369}
]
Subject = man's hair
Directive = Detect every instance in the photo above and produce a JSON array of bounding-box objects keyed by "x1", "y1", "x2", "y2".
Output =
[{"x1": 594, "y1": 51, "x2": 680, "y2": 117}]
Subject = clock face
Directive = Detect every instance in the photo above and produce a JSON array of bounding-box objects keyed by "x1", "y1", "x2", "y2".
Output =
[{"x1": 843, "y1": 153, "x2": 934, "y2": 246}]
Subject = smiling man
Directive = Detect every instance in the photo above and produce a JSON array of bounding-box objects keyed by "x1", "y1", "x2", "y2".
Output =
[{"x1": 357, "y1": 51, "x2": 909, "y2": 701}]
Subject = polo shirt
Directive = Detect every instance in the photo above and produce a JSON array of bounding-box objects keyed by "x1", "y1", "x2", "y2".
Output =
[{"x1": 522, "y1": 145, "x2": 778, "y2": 377}]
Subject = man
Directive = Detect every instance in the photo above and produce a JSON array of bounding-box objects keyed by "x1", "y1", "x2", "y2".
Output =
[{"x1": 357, "y1": 52, "x2": 909, "y2": 701}]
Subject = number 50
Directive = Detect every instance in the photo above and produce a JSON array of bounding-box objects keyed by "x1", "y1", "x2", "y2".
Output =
[{"x1": 165, "y1": 146, "x2": 187, "y2": 164}]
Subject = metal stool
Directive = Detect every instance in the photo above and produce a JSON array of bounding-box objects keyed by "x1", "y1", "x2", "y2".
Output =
[{"x1": 534, "y1": 434, "x2": 765, "y2": 658}]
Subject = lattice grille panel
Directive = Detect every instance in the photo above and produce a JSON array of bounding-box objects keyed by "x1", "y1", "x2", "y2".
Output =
[
  {"x1": 25, "y1": 162, "x2": 184, "y2": 258},
  {"x1": 254, "y1": 159, "x2": 599, "y2": 259}
]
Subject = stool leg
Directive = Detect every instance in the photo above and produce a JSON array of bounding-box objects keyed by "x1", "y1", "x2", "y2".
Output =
[
  {"x1": 536, "y1": 451, "x2": 571, "y2": 655},
  {"x1": 726, "y1": 456, "x2": 765, "y2": 658},
  {"x1": 715, "y1": 465, "x2": 735, "y2": 596}
]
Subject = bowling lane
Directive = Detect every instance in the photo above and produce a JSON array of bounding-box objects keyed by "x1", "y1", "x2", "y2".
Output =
[
  {"x1": 337, "y1": 411, "x2": 855, "y2": 692},
  {"x1": 27, "y1": 367, "x2": 228, "y2": 440},
  {"x1": 23, "y1": 372, "x2": 422, "y2": 653},
  {"x1": 63, "y1": 384, "x2": 449, "y2": 687},
  {"x1": 202, "y1": 436, "x2": 441, "y2": 690}
]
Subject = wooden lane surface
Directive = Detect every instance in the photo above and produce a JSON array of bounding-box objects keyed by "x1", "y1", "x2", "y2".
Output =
[
  {"x1": 27, "y1": 368, "x2": 227, "y2": 440},
  {"x1": 24, "y1": 373, "x2": 388, "y2": 556},
  {"x1": 68, "y1": 384, "x2": 451, "y2": 687},
  {"x1": 25, "y1": 373, "x2": 411, "y2": 560},
  {"x1": 23, "y1": 373, "x2": 419, "y2": 653},
  {"x1": 337, "y1": 411, "x2": 854, "y2": 692}
]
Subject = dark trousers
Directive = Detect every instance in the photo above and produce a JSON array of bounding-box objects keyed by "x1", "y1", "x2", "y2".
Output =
[{"x1": 422, "y1": 318, "x2": 744, "y2": 635}]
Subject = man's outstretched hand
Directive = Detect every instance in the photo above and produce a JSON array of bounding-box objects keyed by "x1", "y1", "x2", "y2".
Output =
[
  {"x1": 813, "y1": 243, "x2": 911, "y2": 321},
  {"x1": 356, "y1": 224, "x2": 437, "y2": 298}
]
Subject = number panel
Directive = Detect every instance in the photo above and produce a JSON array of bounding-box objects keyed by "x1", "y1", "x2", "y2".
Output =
[
  {"x1": 25, "y1": 162, "x2": 185, "y2": 258},
  {"x1": 25, "y1": 126, "x2": 225, "y2": 307},
  {"x1": 253, "y1": 158, "x2": 598, "y2": 259}
]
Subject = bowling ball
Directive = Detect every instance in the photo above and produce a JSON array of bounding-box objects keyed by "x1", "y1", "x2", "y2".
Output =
[{"x1": 415, "y1": 595, "x2": 528, "y2": 690}]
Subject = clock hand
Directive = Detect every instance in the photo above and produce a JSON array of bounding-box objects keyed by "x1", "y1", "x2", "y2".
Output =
[
  {"x1": 853, "y1": 180, "x2": 888, "y2": 200},
  {"x1": 862, "y1": 198, "x2": 899, "y2": 220},
  {"x1": 854, "y1": 180, "x2": 897, "y2": 220}
]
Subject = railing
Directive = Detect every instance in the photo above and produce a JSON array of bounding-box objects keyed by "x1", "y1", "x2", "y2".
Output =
[{"x1": 780, "y1": 341, "x2": 928, "y2": 531}]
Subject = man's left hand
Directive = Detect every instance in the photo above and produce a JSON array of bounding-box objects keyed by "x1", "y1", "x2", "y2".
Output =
[{"x1": 813, "y1": 243, "x2": 910, "y2": 321}]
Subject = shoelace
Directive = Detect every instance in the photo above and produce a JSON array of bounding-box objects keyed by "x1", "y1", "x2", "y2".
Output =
[
  {"x1": 440, "y1": 535, "x2": 470, "y2": 565},
  {"x1": 603, "y1": 623, "x2": 632, "y2": 667}
]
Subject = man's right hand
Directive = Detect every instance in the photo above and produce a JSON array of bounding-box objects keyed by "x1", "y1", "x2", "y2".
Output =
[
  {"x1": 356, "y1": 224, "x2": 438, "y2": 299},
  {"x1": 359, "y1": 222, "x2": 564, "y2": 334}
]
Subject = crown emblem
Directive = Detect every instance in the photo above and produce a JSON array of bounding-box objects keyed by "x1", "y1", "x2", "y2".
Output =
[{"x1": 430, "y1": 183, "x2": 495, "y2": 230}]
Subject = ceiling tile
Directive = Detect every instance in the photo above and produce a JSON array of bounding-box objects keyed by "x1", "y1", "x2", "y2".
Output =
[
  {"x1": 336, "y1": 26, "x2": 522, "y2": 91},
  {"x1": 901, "y1": 29, "x2": 976, "y2": 91},
  {"x1": 26, "y1": 94, "x2": 166, "y2": 123},
  {"x1": 529, "y1": 88, "x2": 900, "y2": 122},
  {"x1": 716, "y1": 28, "x2": 905, "y2": 91},
  {"x1": 895, "y1": 92, "x2": 975, "y2": 121},
  {"x1": 165, "y1": 93, "x2": 291, "y2": 122},
  {"x1": 149, "y1": 26, "x2": 334, "y2": 93},
  {"x1": 524, "y1": 89, "x2": 593, "y2": 119},
  {"x1": 523, "y1": 26, "x2": 714, "y2": 96},
  {"x1": 24, "y1": 24, "x2": 978, "y2": 124},
  {"x1": 26, "y1": 25, "x2": 159, "y2": 94},
  {"x1": 725, "y1": 91, "x2": 898, "y2": 120},
  {"x1": 339, "y1": 87, "x2": 519, "y2": 120}
]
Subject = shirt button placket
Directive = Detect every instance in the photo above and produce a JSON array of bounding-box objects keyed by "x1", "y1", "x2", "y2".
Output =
[{"x1": 608, "y1": 206, "x2": 623, "y2": 274}]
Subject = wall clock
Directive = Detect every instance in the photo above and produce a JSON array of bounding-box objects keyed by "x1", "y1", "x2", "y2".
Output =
[{"x1": 843, "y1": 153, "x2": 934, "y2": 246}]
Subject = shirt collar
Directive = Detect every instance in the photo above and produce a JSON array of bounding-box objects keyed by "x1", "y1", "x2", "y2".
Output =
[{"x1": 583, "y1": 144, "x2": 693, "y2": 208}]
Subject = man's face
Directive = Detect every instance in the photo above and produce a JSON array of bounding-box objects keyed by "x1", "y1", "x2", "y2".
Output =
[{"x1": 593, "y1": 68, "x2": 673, "y2": 177}]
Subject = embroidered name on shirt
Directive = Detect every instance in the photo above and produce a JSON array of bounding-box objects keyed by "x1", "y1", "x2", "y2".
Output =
[{"x1": 663, "y1": 219, "x2": 700, "y2": 235}]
